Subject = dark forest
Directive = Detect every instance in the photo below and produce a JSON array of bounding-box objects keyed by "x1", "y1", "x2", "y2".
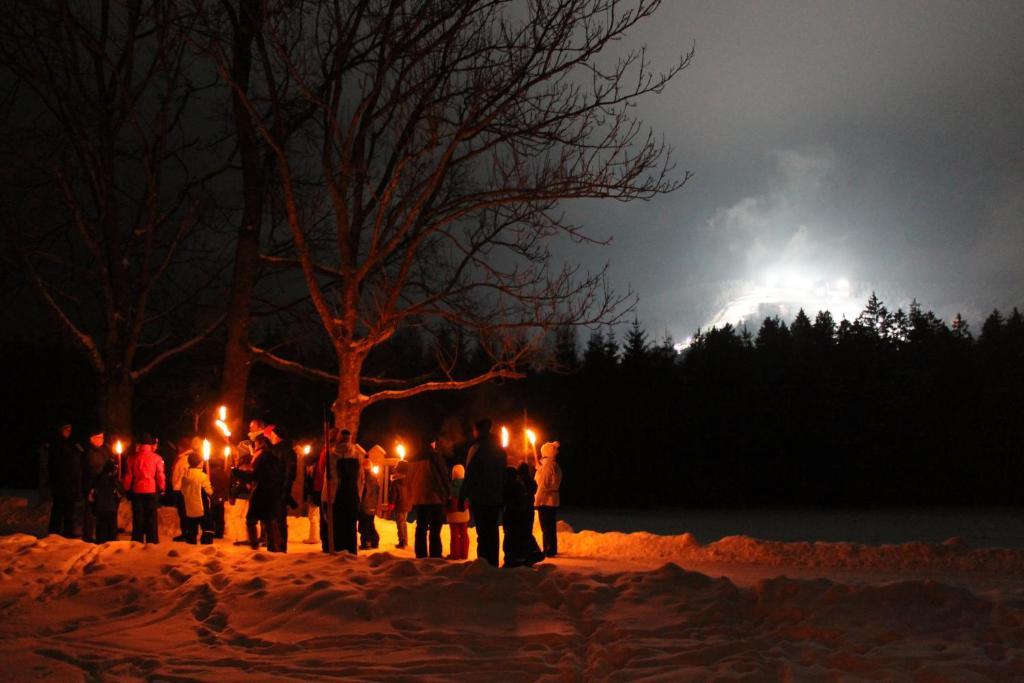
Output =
[{"x1": 5, "y1": 294, "x2": 1022, "y2": 509}]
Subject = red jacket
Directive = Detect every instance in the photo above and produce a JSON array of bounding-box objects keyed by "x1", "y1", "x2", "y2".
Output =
[{"x1": 124, "y1": 448, "x2": 166, "y2": 495}]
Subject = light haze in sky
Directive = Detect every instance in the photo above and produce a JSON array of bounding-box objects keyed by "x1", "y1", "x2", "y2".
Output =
[{"x1": 560, "y1": 0, "x2": 1024, "y2": 341}]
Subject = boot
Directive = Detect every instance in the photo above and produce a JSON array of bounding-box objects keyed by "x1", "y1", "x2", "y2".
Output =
[{"x1": 247, "y1": 523, "x2": 260, "y2": 550}]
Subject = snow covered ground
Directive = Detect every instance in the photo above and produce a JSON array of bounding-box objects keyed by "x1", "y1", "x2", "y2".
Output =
[{"x1": 1, "y1": 494, "x2": 1022, "y2": 681}]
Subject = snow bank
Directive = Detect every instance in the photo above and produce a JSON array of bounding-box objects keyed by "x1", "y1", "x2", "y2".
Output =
[
  {"x1": 0, "y1": 533, "x2": 1021, "y2": 680},
  {"x1": 6, "y1": 496, "x2": 1024, "y2": 574},
  {"x1": 560, "y1": 529, "x2": 1024, "y2": 574}
]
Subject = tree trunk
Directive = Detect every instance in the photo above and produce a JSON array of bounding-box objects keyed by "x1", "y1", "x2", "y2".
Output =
[
  {"x1": 98, "y1": 377, "x2": 134, "y2": 438},
  {"x1": 219, "y1": 218, "x2": 262, "y2": 426},
  {"x1": 218, "y1": 0, "x2": 266, "y2": 430},
  {"x1": 332, "y1": 353, "x2": 365, "y2": 436}
]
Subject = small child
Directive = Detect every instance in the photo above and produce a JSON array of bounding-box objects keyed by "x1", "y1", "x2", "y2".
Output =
[
  {"x1": 445, "y1": 464, "x2": 470, "y2": 560},
  {"x1": 501, "y1": 464, "x2": 544, "y2": 568},
  {"x1": 90, "y1": 458, "x2": 122, "y2": 543},
  {"x1": 390, "y1": 461, "x2": 411, "y2": 549},
  {"x1": 180, "y1": 452, "x2": 213, "y2": 544},
  {"x1": 358, "y1": 457, "x2": 380, "y2": 550}
]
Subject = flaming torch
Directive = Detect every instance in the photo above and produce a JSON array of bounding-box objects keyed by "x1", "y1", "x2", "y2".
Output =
[
  {"x1": 525, "y1": 428, "x2": 538, "y2": 466},
  {"x1": 214, "y1": 405, "x2": 231, "y2": 441},
  {"x1": 371, "y1": 464, "x2": 380, "y2": 476},
  {"x1": 395, "y1": 442, "x2": 406, "y2": 461},
  {"x1": 302, "y1": 444, "x2": 312, "y2": 456},
  {"x1": 500, "y1": 425, "x2": 510, "y2": 449},
  {"x1": 223, "y1": 445, "x2": 231, "y2": 468},
  {"x1": 114, "y1": 439, "x2": 124, "y2": 475},
  {"x1": 202, "y1": 439, "x2": 211, "y2": 460}
]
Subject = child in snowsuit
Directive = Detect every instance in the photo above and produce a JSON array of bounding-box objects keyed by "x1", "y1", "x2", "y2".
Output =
[
  {"x1": 446, "y1": 464, "x2": 470, "y2": 560},
  {"x1": 358, "y1": 458, "x2": 380, "y2": 549},
  {"x1": 89, "y1": 458, "x2": 122, "y2": 543},
  {"x1": 180, "y1": 452, "x2": 214, "y2": 544},
  {"x1": 390, "y1": 461, "x2": 411, "y2": 549},
  {"x1": 501, "y1": 464, "x2": 544, "y2": 568}
]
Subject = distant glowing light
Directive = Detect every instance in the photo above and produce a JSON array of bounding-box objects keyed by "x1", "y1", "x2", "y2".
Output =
[
  {"x1": 371, "y1": 464, "x2": 380, "y2": 476},
  {"x1": 700, "y1": 269, "x2": 863, "y2": 332},
  {"x1": 500, "y1": 426, "x2": 510, "y2": 449}
]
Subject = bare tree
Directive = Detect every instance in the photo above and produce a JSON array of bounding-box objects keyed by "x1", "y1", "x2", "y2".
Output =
[
  {"x1": 203, "y1": 0, "x2": 691, "y2": 432},
  {"x1": 213, "y1": 0, "x2": 272, "y2": 427},
  {"x1": 0, "y1": 0, "x2": 224, "y2": 434}
]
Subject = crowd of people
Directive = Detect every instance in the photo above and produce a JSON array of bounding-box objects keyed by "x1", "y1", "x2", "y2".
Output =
[{"x1": 37, "y1": 417, "x2": 563, "y2": 568}]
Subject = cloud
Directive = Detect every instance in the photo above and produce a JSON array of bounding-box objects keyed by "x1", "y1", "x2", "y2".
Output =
[{"x1": 704, "y1": 145, "x2": 844, "y2": 279}]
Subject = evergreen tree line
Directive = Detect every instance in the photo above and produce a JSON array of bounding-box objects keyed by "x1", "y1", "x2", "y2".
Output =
[{"x1": 523, "y1": 295, "x2": 1024, "y2": 507}]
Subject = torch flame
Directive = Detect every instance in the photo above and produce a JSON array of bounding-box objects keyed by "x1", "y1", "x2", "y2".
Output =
[
  {"x1": 396, "y1": 443, "x2": 406, "y2": 460},
  {"x1": 202, "y1": 439, "x2": 211, "y2": 461},
  {"x1": 500, "y1": 425, "x2": 510, "y2": 449},
  {"x1": 223, "y1": 446, "x2": 231, "y2": 459},
  {"x1": 215, "y1": 419, "x2": 232, "y2": 438},
  {"x1": 114, "y1": 440, "x2": 123, "y2": 455},
  {"x1": 526, "y1": 428, "x2": 537, "y2": 446},
  {"x1": 218, "y1": 405, "x2": 227, "y2": 421},
  {"x1": 302, "y1": 444, "x2": 311, "y2": 455},
  {"x1": 371, "y1": 464, "x2": 380, "y2": 476}
]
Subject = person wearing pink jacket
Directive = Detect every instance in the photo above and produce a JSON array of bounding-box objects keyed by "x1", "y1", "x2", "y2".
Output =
[{"x1": 123, "y1": 434, "x2": 166, "y2": 543}]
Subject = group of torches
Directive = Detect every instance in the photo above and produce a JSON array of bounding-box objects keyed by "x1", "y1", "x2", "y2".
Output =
[{"x1": 107, "y1": 405, "x2": 543, "y2": 475}]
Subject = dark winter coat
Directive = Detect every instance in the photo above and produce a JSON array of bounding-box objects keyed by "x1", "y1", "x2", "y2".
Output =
[
  {"x1": 48, "y1": 437, "x2": 83, "y2": 500},
  {"x1": 360, "y1": 470, "x2": 380, "y2": 515},
  {"x1": 208, "y1": 463, "x2": 231, "y2": 505},
  {"x1": 332, "y1": 456, "x2": 362, "y2": 518},
  {"x1": 235, "y1": 449, "x2": 284, "y2": 520},
  {"x1": 502, "y1": 467, "x2": 543, "y2": 567},
  {"x1": 91, "y1": 460, "x2": 122, "y2": 514},
  {"x1": 272, "y1": 440, "x2": 298, "y2": 509},
  {"x1": 389, "y1": 473, "x2": 411, "y2": 514},
  {"x1": 462, "y1": 435, "x2": 506, "y2": 506},
  {"x1": 407, "y1": 448, "x2": 449, "y2": 506},
  {"x1": 302, "y1": 451, "x2": 320, "y2": 504},
  {"x1": 82, "y1": 445, "x2": 108, "y2": 496}
]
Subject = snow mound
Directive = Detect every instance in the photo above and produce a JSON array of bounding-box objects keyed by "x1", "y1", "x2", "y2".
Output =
[
  {"x1": 0, "y1": 534, "x2": 1022, "y2": 680},
  {"x1": 561, "y1": 528, "x2": 1024, "y2": 573}
]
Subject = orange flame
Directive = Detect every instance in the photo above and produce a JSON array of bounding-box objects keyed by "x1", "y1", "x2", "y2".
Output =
[
  {"x1": 114, "y1": 440, "x2": 124, "y2": 455},
  {"x1": 500, "y1": 425, "x2": 510, "y2": 448},
  {"x1": 218, "y1": 405, "x2": 227, "y2": 421},
  {"x1": 202, "y1": 439, "x2": 211, "y2": 461},
  {"x1": 526, "y1": 428, "x2": 537, "y2": 446},
  {"x1": 396, "y1": 443, "x2": 406, "y2": 460},
  {"x1": 215, "y1": 420, "x2": 232, "y2": 438},
  {"x1": 302, "y1": 444, "x2": 312, "y2": 455}
]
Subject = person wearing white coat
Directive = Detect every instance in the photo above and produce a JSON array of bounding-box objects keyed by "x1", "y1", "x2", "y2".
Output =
[
  {"x1": 180, "y1": 452, "x2": 213, "y2": 544},
  {"x1": 534, "y1": 441, "x2": 562, "y2": 557}
]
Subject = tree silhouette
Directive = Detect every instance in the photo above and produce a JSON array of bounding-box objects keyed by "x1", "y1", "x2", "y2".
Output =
[{"x1": 199, "y1": 0, "x2": 691, "y2": 431}]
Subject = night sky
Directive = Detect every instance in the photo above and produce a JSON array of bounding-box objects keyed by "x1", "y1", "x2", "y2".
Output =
[{"x1": 557, "y1": 0, "x2": 1024, "y2": 342}]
